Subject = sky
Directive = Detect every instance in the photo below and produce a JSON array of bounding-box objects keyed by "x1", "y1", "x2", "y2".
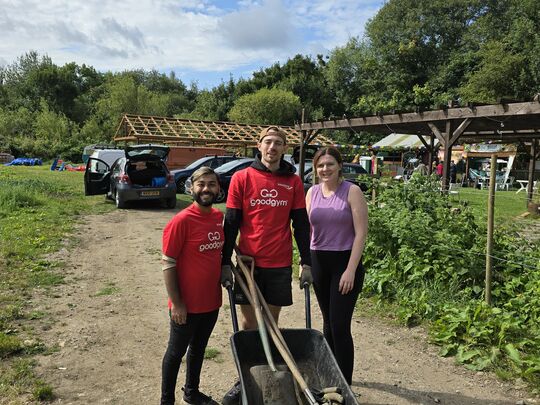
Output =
[{"x1": 0, "y1": 0, "x2": 384, "y2": 89}]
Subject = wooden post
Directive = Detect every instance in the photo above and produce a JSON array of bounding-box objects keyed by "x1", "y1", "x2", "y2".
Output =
[
  {"x1": 527, "y1": 139, "x2": 538, "y2": 205},
  {"x1": 372, "y1": 153, "x2": 379, "y2": 202},
  {"x1": 428, "y1": 135, "x2": 434, "y2": 175},
  {"x1": 485, "y1": 153, "x2": 496, "y2": 305},
  {"x1": 441, "y1": 121, "x2": 452, "y2": 192},
  {"x1": 299, "y1": 108, "x2": 307, "y2": 181}
]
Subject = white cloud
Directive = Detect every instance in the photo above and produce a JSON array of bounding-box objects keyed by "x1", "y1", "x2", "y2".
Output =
[
  {"x1": 219, "y1": 0, "x2": 296, "y2": 50},
  {"x1": 0, "y1": 0, "x2": 383, "y2": 85}
]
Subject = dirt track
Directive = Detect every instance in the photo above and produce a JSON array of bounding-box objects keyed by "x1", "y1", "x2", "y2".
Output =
[{"x1": 33, "y1": 202, "x2": 537, "y2": 404}]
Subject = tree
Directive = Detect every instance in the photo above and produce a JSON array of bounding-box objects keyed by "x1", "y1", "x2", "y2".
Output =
[
  {"x1": 459, "y1": 42, "x2": 526, "y2": 103},
  {"x1": 228, "y1": 88, "x2": 301, "y2": 125}
]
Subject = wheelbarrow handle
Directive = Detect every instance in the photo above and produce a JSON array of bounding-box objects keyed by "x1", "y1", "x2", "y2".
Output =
[
  {"x1": 226, "y1": 284, "x2": 239, "y2": 333},
  {"x1": 304, "y1": 283, "x2": 311, "y2": 329}
]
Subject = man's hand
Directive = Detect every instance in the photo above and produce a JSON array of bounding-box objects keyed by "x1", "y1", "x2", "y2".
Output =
[
  {"x1": 220, "y1": 264, "x2": 233, "y2": 288},
  {"x1": 170, "y1": 301, "x2": 187, "y2": 325},
  {"x1": 299, "y1": 264, "x2": 313, "y2": 289}
]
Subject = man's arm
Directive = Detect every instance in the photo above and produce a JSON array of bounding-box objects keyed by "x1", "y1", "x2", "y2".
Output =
[
  {"x1": 290, "y1": 208, "x2": 311, "y2": 266},
  {"x1": 222, "y1": 208, "x2": 242, "y2": 265},
  {"x1": 162, "y1": 255, "x2": 187, "y2": 324}
]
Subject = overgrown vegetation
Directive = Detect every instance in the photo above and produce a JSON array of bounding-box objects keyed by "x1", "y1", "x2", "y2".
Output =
[
  {"x1": 0, "y1": 166, "x2": 114, "y2": 402},
  {"x1": 2, "y1": 0, "x2": 540, "y2": 159},
  {"x1": 362, "y1": 175, "x2": 540, "y2": 390}
]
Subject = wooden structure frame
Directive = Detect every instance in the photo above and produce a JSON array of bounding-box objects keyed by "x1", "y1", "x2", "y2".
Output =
[
  {"x1": 295, "y1": 100, "x2": 540, "y2": 202},
  {"x1": 113, "y1": 114, "x2": 334, "y2": 153}
]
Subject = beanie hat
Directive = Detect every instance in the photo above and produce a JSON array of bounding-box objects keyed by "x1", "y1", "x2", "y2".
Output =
[{"x1": 259, "y1": 126, "x2": 287, "y2": 144}]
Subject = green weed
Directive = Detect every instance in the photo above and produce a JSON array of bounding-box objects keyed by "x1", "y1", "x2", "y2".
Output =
[
  {"x1": 0, "y1": 332, "x2": 22, "y2": 357},
  {"x1": 204, "y1": 347, "x2": 222, "y2": 362},
  {"x1": 33, "y1": 380, "x2": 54, "y2": 401},
  {"x1": 94, "y1": 282, "x2": 120, "y2": 297}
]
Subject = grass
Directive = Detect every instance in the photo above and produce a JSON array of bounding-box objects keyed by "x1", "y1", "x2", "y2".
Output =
[
  {"x1": 0, "y1": 165, "x2": 115, "y2": 402},
  {"x1": 94, "y1": 282, "x2": 120, "y2": 297},
  {"x1": 204, "y1": 347, "x2": 222, "y2": 362},
  {"x1": 451, "y1": 187, "x2": 533, "y2": 225}
]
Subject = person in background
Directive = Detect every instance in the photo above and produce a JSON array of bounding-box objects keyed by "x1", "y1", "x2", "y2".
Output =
[
  {"x1": 305, "y1": 146, "x2": 368, "y2": 385},
  {"x1": 450, "y1": 160, "x2": 457, "y2": 184},
  {"x1": 436, "y1": 161, "x2": 444, "y2": 177},
  {"x1": 456, "y1": 158, "x2": 466, "y2": 184},
  {"x1": 221, "y1": 126, "x2": 312, "y2": 404},
  {"x1": 161, "y1": 167, "x2": 227, "y2": 405}
]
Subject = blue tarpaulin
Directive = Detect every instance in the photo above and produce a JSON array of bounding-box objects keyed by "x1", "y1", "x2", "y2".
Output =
[{"x1": 4, "y1": 158, "x2": 43, "y2": 166}]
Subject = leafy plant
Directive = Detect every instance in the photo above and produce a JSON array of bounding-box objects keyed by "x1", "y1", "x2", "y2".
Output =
[{"x1": 362, "y1": 173, "x2": 540, "y2": 388}]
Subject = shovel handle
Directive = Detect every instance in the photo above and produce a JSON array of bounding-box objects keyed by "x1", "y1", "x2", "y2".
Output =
[
  {"x1": 226, "y1": 284, "x2": 239, "y2": 333},
  {"x1": 304, "y1": 283, "x2": 311, "y2": 329}
]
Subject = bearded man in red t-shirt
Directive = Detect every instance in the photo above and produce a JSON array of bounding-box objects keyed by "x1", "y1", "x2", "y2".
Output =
[
  {"x1": 221, "y1": 127, "x2": 312, "y2": 405},
  {"x1": 161, "y1": 166, "x2": 226, "y2": 405}
]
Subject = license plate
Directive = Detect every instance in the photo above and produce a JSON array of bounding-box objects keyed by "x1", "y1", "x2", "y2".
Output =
[{"x1": 141, "y1": 191, "x2": 160, "y2": 196}]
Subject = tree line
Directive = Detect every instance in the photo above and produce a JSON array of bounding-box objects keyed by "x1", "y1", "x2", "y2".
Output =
[{"x1": 1, "y1": 0, "x2": 539, "y2": 161}]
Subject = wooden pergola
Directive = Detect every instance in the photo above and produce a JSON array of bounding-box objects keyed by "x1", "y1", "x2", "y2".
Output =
[
  {"x1": 295, "y1": 99, "x2": 540, "y2": 203},
  {"x1": 113, "y1": 114, "x2": 334, "y2": 153}
]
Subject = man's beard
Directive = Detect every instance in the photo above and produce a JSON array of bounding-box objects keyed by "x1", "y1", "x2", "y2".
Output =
[{"x1": 193, "y1": 191, "x2": 216, "y2": 206}]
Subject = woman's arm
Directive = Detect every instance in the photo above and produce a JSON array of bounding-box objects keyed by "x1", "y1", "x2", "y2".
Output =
[
  {"x1": 339, "y1": 184, "x2": 368, "y2": 294},
  {"x1": 305, "y1": 186, "x2": 312, "y2": 214}
]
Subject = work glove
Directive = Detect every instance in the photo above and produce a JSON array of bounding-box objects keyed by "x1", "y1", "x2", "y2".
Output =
[
  {"x1": 220, "y1": 264, "x2": 234, "y2": 288},
  {"x1": 299, "y1": 264, "x2": 313, "y2": 289}
]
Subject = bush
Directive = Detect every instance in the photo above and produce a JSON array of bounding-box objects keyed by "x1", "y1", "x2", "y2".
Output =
[{"x1": 363, "y1": 174, "x2": 540, "y2": 388}]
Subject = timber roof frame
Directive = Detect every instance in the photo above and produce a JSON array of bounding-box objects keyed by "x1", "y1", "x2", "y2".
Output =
[
  {"x1": 294, "y1": 98, "x2": 540, "y2": 193},
  {"x1": 113, "y1": 113, "x2": 335, "y2": 148},
  {"x1": 295, "y1": 100, "x2": 540, "y2": 144}
]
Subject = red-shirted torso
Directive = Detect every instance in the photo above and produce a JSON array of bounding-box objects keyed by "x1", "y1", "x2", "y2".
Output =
[
  {"x1": 162, "y1": 204, "x2": 224, "y2": 313},
  {"x1": 226, "y1": 167, "x2": 305, "y2": 267}
]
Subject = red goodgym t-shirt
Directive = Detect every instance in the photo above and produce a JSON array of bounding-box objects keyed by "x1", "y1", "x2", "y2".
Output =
[
  {"x1": 226, "y1": 167, "x2": 305, "y2": 267},
  {"x1": 162, "y1": 204, "x2": 224, "y2": 313}
]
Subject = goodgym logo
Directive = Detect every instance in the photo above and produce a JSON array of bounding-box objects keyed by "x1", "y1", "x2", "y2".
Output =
[
  {"x1": 199, "y1": 231, "x2": 224, "y2": 251},
  {"x1": 250, "y1": 188, "x2": 288, "y2": 207},
  {"x1": 208, "y1": 232, "x2": 220, "y2": 241},
  {"x1": 260, "y1": 188, "x2": 278, "y2": 198}
]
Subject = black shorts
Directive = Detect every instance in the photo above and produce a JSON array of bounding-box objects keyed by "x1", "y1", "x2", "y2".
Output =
[{"x1": 233, "y1": 266, "x2": 293, "y2": 307}]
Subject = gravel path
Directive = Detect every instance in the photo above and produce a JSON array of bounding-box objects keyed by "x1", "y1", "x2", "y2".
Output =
[{"x1": 33, "y1": 204, "x2": 537, "y2": 405}]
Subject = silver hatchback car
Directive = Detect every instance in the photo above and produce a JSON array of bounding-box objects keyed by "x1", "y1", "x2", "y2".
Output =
[{"x1": 84, "y1": 144, "x2": 177, "y2": 208}]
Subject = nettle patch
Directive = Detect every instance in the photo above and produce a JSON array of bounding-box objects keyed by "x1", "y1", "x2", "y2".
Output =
[{"x1": 362, "y1": 174, "x2": 540, "y2": 390}]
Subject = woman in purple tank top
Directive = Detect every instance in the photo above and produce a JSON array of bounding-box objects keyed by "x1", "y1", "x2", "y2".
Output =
[{"x1": 304, "y1": 146, "x2": 368, "y2": 385}]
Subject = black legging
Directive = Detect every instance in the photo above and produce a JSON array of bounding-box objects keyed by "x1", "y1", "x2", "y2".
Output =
[
  {"x1": 311, "y1": 250, "x2": 365, "y2": 384},
  {"x1": 161, "y1": 309, "x2": 219, "y2": 405}
]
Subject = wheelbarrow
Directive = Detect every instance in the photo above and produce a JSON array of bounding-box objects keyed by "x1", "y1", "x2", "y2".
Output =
[{"x1": 226, "y1": 255, "x2": 359, "y2": 405}]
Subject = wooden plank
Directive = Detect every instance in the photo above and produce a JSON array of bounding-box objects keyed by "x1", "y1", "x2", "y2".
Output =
[
  {"x1": 296, "y1": 101, "x2": 540, "y2": 131},
  {"x1": 450, "y1": 118, "x2": 472, "y2": 145},
  {"x1": 427, "y1": 122, "x2": 446, "y2": 145},
  {"x1": 416, "y1": 134, "x2": 430, "y2": 149}
]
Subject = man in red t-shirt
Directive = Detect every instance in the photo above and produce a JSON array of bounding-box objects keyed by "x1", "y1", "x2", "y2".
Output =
[
  {"x1": 161, "y1": 167, "x2": 225, "y2": 405},
  {"x1": 221, "y1": 127, "x2": 312, "y2": 405}
]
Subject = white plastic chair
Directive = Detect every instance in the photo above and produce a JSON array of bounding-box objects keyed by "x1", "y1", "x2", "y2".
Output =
[{"x1": 496, "y1": 176, "x2": 514, "y2": 191}]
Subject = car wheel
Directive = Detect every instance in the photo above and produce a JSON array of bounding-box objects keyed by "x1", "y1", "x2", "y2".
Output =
[
  {"x1": 176, "y1": 180, "x2": 185, "y2": 194},
  {"x1": 115, "y1": 190, "x2": 127, "y2": 209},
  {"x1": 215, "y1": 189, "x2": 226, "y2": 203},
  {"x1": 165, "y1": 197, "x2": 176, "y2": 209}
]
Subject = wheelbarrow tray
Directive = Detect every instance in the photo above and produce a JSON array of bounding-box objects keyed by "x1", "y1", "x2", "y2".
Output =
[{"x1": 231, "y1": 328, "x2": 358, "y2": 405}]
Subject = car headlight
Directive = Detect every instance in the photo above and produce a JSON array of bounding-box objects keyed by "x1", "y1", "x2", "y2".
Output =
[{"x1": 184, "y1": 179, "x2": 192, "y2": 194}]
